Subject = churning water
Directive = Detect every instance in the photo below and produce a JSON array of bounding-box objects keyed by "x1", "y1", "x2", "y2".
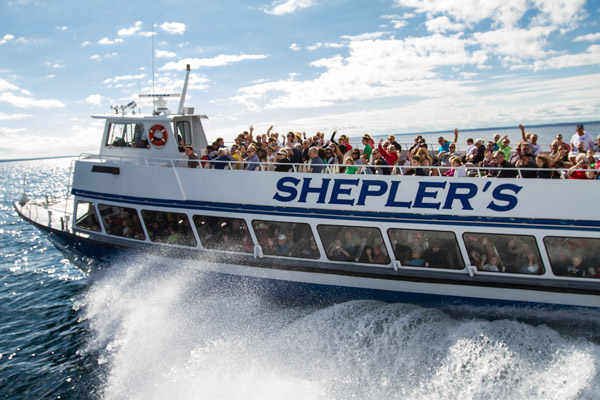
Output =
[{"x1": 1, "y1": 150, "x2": 600, "y2": 399}]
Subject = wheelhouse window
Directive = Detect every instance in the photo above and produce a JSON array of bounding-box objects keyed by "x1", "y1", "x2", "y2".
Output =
[
  {"x1": 98, "y1": 204, "x2": 145, "y2": 240},
  {"x1": 387, "y1": 229, "x2": 464, "y2": 269},
  {"x1": 105, "y1": 122, "x2": 148, "y2": 149},
  {"x1": 317, "y1": 225, "x2": 389, "y2": 264},
  {"x1": 175, "y1": 120, "x2": 192, "y2": 148},
  {"x1": 141, "y1": 210, "x2": 197, "y2": 247},
  {"x1": 252, "y1": 220, "x2": 319, "y2": 259},
  {"x1": 463, "y1": 233, "x2": 544, "y2": 275},
  {"x1": 192, "y1": 215, "x2": 253, "y2": 253},
  {"x1": 75, "y1": 201, "x2": 101, "y2": 232},
  {"x1": 544, "y1": 237, "x2": 600, "y2": 278}
]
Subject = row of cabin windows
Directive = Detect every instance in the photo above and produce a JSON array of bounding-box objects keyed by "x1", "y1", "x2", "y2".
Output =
[
  {"x1": 104, "y1": 121, "x2": 192, "y2": 150},
  {"x1": 74, "y1": 201, "x2": 600, "y2": 279}
]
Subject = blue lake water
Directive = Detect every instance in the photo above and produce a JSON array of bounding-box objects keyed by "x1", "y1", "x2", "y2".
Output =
[{"x1": 2, "y1": 143, "x2": 600, "y2": 398}]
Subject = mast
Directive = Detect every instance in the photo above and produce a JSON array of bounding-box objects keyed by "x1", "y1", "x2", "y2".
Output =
[{"x1": 177, "y1": 64, "x2": 191, "y2": 115}]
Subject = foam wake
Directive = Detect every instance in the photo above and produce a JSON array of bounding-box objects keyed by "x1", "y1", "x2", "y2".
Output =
[{"x1": 80, "y1": 256, "x2": 600, "y2": 399}]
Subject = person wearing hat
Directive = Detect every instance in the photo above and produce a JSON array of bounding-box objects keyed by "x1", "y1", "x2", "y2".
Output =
[
  {"x1": 570, "y1": 124, "x2": 595, "y2": 163},
  {"x1": 210, "y1": 148, "x2": 232, "y2": 170},
  {"x1": 275, "y1": 149, "x2": 293, "y2": 172},
  {"x1": 274, "y1": 233, "x2": 291, "y2": 256}
]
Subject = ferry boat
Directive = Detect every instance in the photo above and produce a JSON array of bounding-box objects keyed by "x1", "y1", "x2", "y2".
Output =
[{"x1": 14, "y1": 66, "x2": 600, "y2": 309}]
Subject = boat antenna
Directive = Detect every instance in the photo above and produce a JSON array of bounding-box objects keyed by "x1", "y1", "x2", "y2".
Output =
[
  {"x1": 151, "y1": 22, "x2": 154, "y2": 100},
  {"x1": 177, "y1": 64, "x2": 191, "y2": 115}
]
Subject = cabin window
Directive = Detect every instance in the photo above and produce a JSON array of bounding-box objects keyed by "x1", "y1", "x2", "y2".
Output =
[
  {"x1": 387, "y1": 229, "x2": 464, "y2": 269},
  {"x1": 175, "y1": 120, "x2": 192, "y2": 148},
  {"x1": 317, "y1": 225, "x2": 390, "y2": 264},
  {"x1": 463, "y1": 233, "x2": 544, "y2": 275},
  {"x1": 75, "y1": 201, "x2": 101, "y2": 232},
  {"x1": 97, "y1": 204, "x2": 145, "y2": 240},
  {"x1": 105, "y1": 122, "x2": 148, "y2": 149},
  {"x1": 192, "y1": 215, "x2": 253, "y2": 253},
  {"x1": 543, "y1": 237, "x2": 600, "y2": 278},
  {"x1": 252, "y1": 220, "x2": 320, "y2": 259},
  {"x1": 141, "y1": 210, "x2": 197, "y2": 247}
]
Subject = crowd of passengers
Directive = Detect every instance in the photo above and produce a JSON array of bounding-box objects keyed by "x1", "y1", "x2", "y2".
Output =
[{"x1": 183, "y1": 123, "x2": 600, "y2": 179}]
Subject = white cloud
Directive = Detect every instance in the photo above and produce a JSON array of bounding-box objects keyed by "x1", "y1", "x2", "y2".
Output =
[
  {"x1": 160, "y1": 54, "x2": 267, "y2": 70},
  {"x1": 393, "y1": 0, "x2": 586, "y2": 28},
  {"x1": 0, "y1": 34, "x2": 15, "y2": 45},
  {"x1": 56, "y1": 25, "x2": 67, "y2": 31},
  {"x1": 532, "y1": 44, "x2": 600, "y2": 71},
  {"x1": 118, "y1": 21, "x2": 142, "y2": 36},
  {"x1": 0, "y1": 111, "x2": 31, "y2": 120},
  {"x1": 425, "y1": 16, "x2": 464, "y2": 33},
  {"x1": 290, "y1": 43, "x2": 300, "y2": 51},
  {"x1": 574, "y1": 32, "x2": 600, "y2": 42},
  {"x1": 341, "y1": 32, "x2": 389, "y2": 41},
  {"x1": 85, "y1": 94, "x2": 105, "y2": 106},
  {"x1": 98, "y1": 37, "x2": 124, "y2": 45},
  {"x1": 0, "y1": 92, "x2": 65, "y2": 109},
  {"x1": 264, "y1": 0, "x2": 316, "y2": 15},
  {"x1": 474, "y1": 26, "x2": 555, "y2": 63},
  {"x1": 47, "y1": 74, "x2": 55, "y2": 79},
  {"x1": 0, "y1": 78, "x2": 19, "y2": 91},
  {"x1": 307, "y1": 42, "x2": 322, "y2": 51},
  {"x1": 156, "y1": 50, "x2": 176, "y2": 58},
  {"x1": 81, "y1": 41, "x2": 90, "y2": 47},
  {"x1": 233, "y1": 34, "x2": 482, "y2": 110},
  {"x1": 160, "y1": 22, "x2": 186, "y2": 35},
  {"x1": 103, "y1": 74, "x2": 146, "y2": 84},
  {"x1": 90, "y1": 52, "x2": 118, "y2": 61}
]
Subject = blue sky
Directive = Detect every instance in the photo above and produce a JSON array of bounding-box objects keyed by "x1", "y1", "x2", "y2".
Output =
[{"x1": 1, "y1": 0, "x2": 599, "y2": 159}]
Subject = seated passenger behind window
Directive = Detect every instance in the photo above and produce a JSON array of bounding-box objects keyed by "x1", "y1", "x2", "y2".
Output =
[
  {"x1": 408, "y1": 248, "x2": 425, "y2": 266},
  {"x1": 519, "y1": 252, "x2": 541, "y2": 274},
  {"x1": 422, "y1": 240, "x2": 446, "y2": 268},
  {"x1": 328, "y1": 239, "x2": 351, "y2": 261},
  {"x1": 275, "y1": 234, "x2": 291, "y2": 256},
  {"x1": 482, "y1": 255, "x2": 502, "y2": 272}
]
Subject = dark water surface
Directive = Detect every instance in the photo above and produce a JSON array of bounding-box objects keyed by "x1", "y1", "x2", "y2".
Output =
[{"x1": 1, "y1": 153, "x2": 600, "y2": 399}]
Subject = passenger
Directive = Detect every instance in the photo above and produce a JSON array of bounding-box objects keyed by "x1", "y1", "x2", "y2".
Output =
[
  {"x1": 443, "y1": 156, "x2": 466, "y2": 177},
  {"x1": 493, "y1": 151, "x2": 518, "y2": 178},
  {"x1": 388, "y1": 135, "x2": 402, "y2": 152},
  {"x1": 438, "y1": 142, "x2": 460, "y2": 166},
  {"x1": 555, "y1": 133, "x2": 569, "y2": 151},
  {"x1": 464, "y1": 138, "x2": 475, "y2": 159},
  {"x1": 408, "y1": 248, "x2": 425, "y2": 266},
  {"x1": 245, "y1": 145, "x2": 261, "y2": 171},
  {"x1": 200, "y1": 145, "x2": 213, "y2": 168},
  {"x1": 184, "y1": 145, "x2": 199, "y2": 168},
  {"x1": 548, "y1": 140, "x2": 560, "y2": 158},
  {"x1": 406, "y1": 155, "x2": 427, "y2": 176},
  {"x1": 519, "y1": 252, "x2": 541, "y2": 274},
  {"x1": 535, "y1": 155, "x2": 553, "y2": 179},
  {"x1": 593, "y1": 135, "x2": 600, "y2": 152},
  {"x1": 437, "y1": 128, "x2": 459, "y2": 154},
  {"x1": 416, "y1": 148, "x2": 438, "y2": 176},
  {"x1": 463, "y1": 139, "x2": 484, "y2": 165},
  {"x1": 482, "y1": 255, "x2": 502, "y2": 272},
  {"x1": 210, "y1": 148, "x2": 232, "y2": 170},
  {"x1": 566, "y1": 255, "x2": 585, "y2": 277},
  {"x1": 343, "y1": 156, "x2": 358, "y2": 174},
  {"x1": 337, "y1": 134, "x2": 353, "y2": 154},
  {"x1": 496, "y1": 136, "x2": 512, "y2": 160},
  {"x1": 274, "y1": 234, "x2": 291, "y2": 256},
  {"x1": 515, "y1": 152, "x2": 537, "y2": 178},
  {"x1": 266, "y1": 147, "x2": 275, "y2": 164},
  {"x1": 587, "y1": 150, "x2": 596, "y2": 168},
  {"x1": 553, "y1": 143, "x2": 570, "y2": 164},
  {"x1": 307, "y1": 147, "x2": 325, "y2": 173},
  {"x1": 362, "y1": 135, "x2": 373, "y2": 160},
  {"x1": 570, "y1": 123, "x2": 595, "y2": 161},
  {"x1": 166, "y1": 223, "x2": 182, "y2": 244},
  {"x1": 274, "y1": 149, "x2": 293, "y2": 172},
  {"x1": 519, "y1": 124, "x2": 541, "y2": 155},
  {"x1": 351, "y1": 149, "x2": 364, "y2": 166},
  {"x1": 568, "y1": 153, "x2": 595, "y2": 179},
  {"x1": 378, "y1": 139, "x2": 399, "y2": 165},
  {"x1": 370, "y1": 149, "x2": 391, "y2": 175},
  {"x1": 492, "y1": 134, "x2": 501, "y2": 151},
  {"x1": 328, "y1": 239, "x2": 351, "y2": 261},
  {"x1": 478, "y1": 149, "x2": 495, "y2": 177},
  {"x1": 342, "y1": 229, "x2": 360, "y2": 257},
  {"x1": 325, "y1": 147, "x2": 337, "y2": 165},
  {"x1": 422, "y1": 240, "x2": 446, "y2": 268}
]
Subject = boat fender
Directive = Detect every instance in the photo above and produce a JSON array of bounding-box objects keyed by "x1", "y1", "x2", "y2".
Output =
[{"x1": 149, "y1": 124, "x2": 168, "y2": 148}]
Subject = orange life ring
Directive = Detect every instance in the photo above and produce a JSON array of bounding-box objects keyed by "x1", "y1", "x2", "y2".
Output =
[{"x1": 149, "y1": 124, "x2": 168, "y2": 148}]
